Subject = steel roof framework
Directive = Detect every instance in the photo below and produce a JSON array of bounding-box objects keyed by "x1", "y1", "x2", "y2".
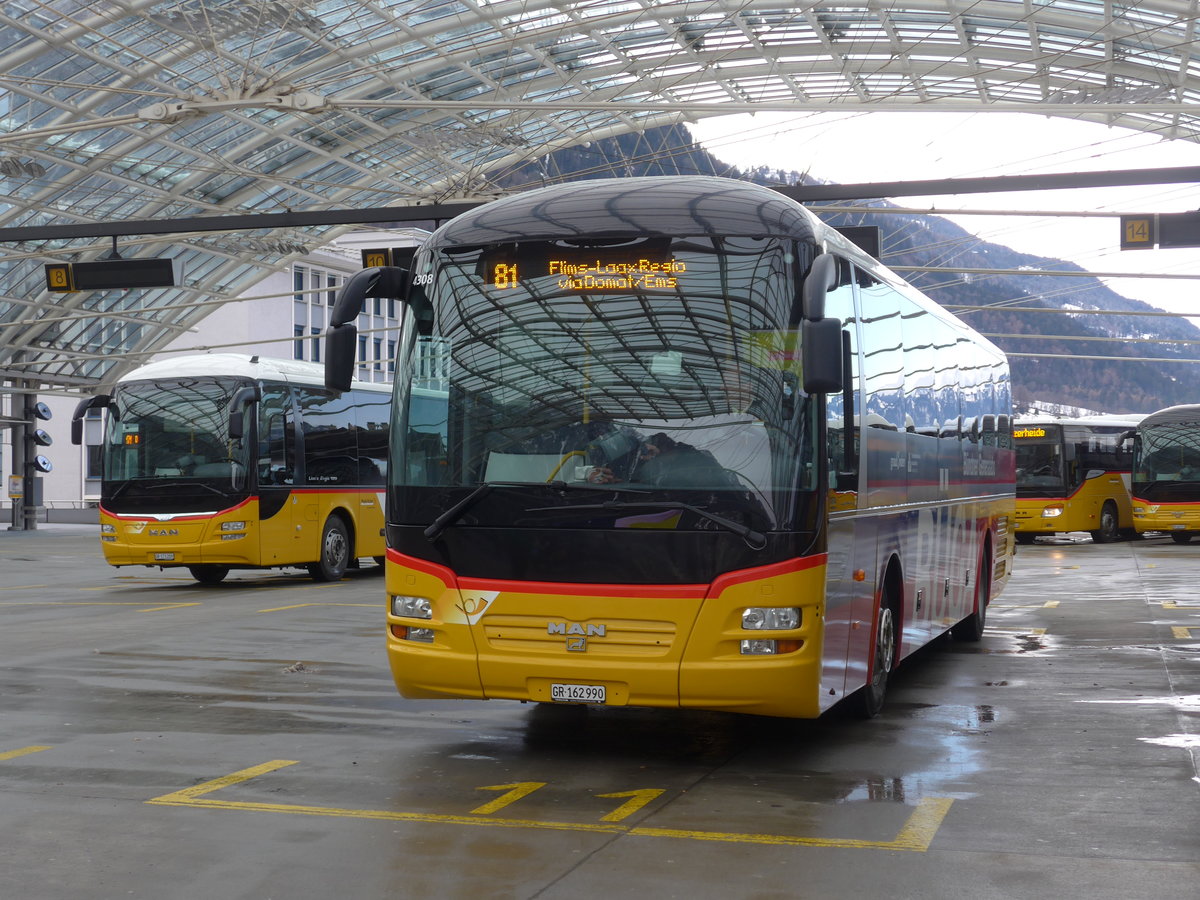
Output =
[{"x1": 2, "y1": 0, "x2": 1200, "y2": 389}]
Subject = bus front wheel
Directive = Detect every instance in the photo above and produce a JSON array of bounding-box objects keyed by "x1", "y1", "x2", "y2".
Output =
[
  {"x1": 188, "y1": 565, "x2": 229, "y2": 585},
  {"x1": 309, "y1": 516, "x2": 350, "y2": 582},
  {"x1": 855, "y1": 589, "x2": 897, "y2": 719},
  {"x1": 1090, "y1": 502, "x2": 1120, "y2": 543},
  {"x1": 1171, "y1": 532, "x2": 1192, "y2": 545}
]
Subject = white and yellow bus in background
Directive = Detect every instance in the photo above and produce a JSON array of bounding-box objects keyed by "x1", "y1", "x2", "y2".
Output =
[
  {"x1": 1013, "y1": 414, "x2": 1143, "y2": 544},
  {"x1": 1130, "y1": 404, "x2": 1200, "y2": 543},
  {"x1": 71, "y1": 353, "x2": 389, "y2": 583}
]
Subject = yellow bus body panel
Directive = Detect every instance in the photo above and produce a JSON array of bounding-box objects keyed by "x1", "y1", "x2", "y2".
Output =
[
  {"x1": 99, "y1": 490, "x2": 385, "y2": 570},
  {"x1": 1013, "y1": 474, "x2": 1132, "y2": 536},
  {"x1": 386, "y1": 553, "x2": 827, "y2": 719},
  {"x1": 1131, "y1": 499, "x2": 1200, "y2": 534}
]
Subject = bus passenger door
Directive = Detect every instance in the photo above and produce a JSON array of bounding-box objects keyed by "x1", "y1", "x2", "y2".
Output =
[
  {"x1": 256, "y1": 385, "x2": 305, "y2": 565},
  {"x1": 819, "y1": 276, "x2": 864, "y2": 709}
]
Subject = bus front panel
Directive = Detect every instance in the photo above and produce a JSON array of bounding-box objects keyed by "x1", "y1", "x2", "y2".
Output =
[{"x1": 386, "y1": 551, "x2": 827, "y2": 718}]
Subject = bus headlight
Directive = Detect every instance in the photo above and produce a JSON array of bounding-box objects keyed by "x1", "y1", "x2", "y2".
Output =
[
  {"x1": 390, "y1": 624, "x2": 435, "y2": 643},
  {"x1": 1041, "y1": 505, "x2": 1064, "y2": 519},
  {"x1": 101, "y1": 523, "x2": 116, "y2": 534},
  {"x1": 742, "y1": 607, "x2": 801, "y2": 630},
  {"x1": 391, "y1": 595, "x2": 432, "y2": 619},
  {"x1": 220, "y1": 521, "x2": 246, "y2": 532}
]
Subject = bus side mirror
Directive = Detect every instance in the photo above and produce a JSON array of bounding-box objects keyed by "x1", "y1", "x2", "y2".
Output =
[
  {"x1": 227, "y1": 385, "x2": 261, "y2": 441},
  {"x1": 801, "y1": 317, "x2": 843, "y2": 394},
  {"x1": 326, "y1": 266, "x2": 427, "y2": 393},
  {"x1": 801, "y1": 253, "x2": 838, "y2": 321},
  {"x1": 70, "y1": 394, "x2": 111, "y2": 445}
]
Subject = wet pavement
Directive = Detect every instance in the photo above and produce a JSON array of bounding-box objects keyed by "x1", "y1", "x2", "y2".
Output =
[{"x1": 0, "y1": 526, "x2": 1197, "y2": 899}]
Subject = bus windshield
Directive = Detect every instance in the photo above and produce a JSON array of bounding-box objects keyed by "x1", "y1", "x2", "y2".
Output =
[
  {"x1": 390, "y1": 235, "x2": 819, "y2": 533},
  {"x1": 1134, "y1": 422, "x2": 1200, "y2": 499},
  {"x1": 1015, "y1": 426, "x2": 1065, "y2": 494},
  {"x1": 104, "y1": 377, "x2": 252, "y2": 512}
]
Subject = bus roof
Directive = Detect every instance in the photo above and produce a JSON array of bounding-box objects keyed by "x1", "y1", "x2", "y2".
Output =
[
  {"x1": 115, "y1": 353, "x2": 389, "y2": 393},
  {"x1": 1014, "y1": 413, "x2": 1145, "y2": 429},
  {"x1": 1137, "y1": 404, "x2": 1200, "y2": 427}
]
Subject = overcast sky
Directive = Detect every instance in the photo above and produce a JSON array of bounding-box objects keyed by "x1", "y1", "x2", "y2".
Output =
[{"x1": 689, "y1": 112, "x2": 1200, "y2": 323}]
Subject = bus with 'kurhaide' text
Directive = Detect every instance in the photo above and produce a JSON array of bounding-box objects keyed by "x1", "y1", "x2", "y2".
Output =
[
  {"x1": 71, "y1": 353, "x2": 389, "y2": 583},
  {"x1": 1012, "y1": 414, "x2": 1143, "y2": 544},
  {"x1": 1130, "y1": 404, "x2": 1200, "y2": 542},
  {"x1": 323, "y1": 176, "x2": 1015, "y2": 718}
]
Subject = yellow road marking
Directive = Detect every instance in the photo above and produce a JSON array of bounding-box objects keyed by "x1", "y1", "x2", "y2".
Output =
[
  {"x1": 1171, "y1": 626, "x2": 1198, "y2": 640},
  {"x1": 0, "y1": 600, "x2": 200, "y2": 612},
  {"x1": 0, "y1": 745, "x2": 52, "y2": 761},
  {"x1": 598, "y1": 789, "x2": 667, "y2": 823},
  {"x1": 257, "y1": 603, "x2": 379, "y2": 612},
  {"x1": 471, "y1": 782, "x2": 546, "y2": 815},
  {"x1": 146, "y1": 761, "x2": 954, "y2": 851}
]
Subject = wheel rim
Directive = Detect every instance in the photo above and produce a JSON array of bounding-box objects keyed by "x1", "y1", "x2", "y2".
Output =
[
  {"x1": 1101, "y1": 507, "x2": 1116, "y2": 537},
  {"x1": 325, "y1": 526, "x2": 348, "y2": 570},
  {"x1": 873, "y1": 606, "x2": 895, "y2": 685}
]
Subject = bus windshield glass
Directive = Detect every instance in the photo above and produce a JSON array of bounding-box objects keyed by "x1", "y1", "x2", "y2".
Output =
[
  {"x1": 1015, "y1": 425, "x2": 1065, "y2": 495},
  {"x1": 1134, "y1": 422, "x2": 1200, "y2": 499},
  {"x1": 104, "y1": 377, "x2": 252, "y2": 511},
  {"x1": 390, "y1": 234, "x2": 818, "y2": 532}
]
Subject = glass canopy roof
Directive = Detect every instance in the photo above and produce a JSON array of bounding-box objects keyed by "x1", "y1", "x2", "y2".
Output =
[{"x1": 2, "y1": 0, "x2": 1198, "y2": 389}]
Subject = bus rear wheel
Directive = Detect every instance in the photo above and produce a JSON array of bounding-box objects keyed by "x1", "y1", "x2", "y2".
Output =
[
  {"x1": 188, "y1": 565, "x2": 229, "y2": 585},
  {"x1": 855, "y1": 591, "x2": 896, "y2": 719},
  {"x1": 309, "y1": 516, "x2": 350, "y2": 582},
  {"x1": 1090, "y1": 502, "x2": 1120, "y2": 543},
  {"x1": 951, "y1": 546, "x2": 990, "y2": 642}
]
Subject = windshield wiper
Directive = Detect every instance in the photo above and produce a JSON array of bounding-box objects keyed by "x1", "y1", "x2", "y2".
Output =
[
  {"x1": 526, "y1": 499, "x2": 766, "y2": 549},
  {"x1": 423, "y1": 481, "x2": 592, "y2": 541}
]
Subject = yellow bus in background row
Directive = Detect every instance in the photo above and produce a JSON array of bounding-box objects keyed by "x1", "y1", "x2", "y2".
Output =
[
  {"x1": 1013, "y1": 414, "x2": 1144, "y2": 544},
  {"x1": 71, "y1": 354, "x2": 389, "y2": 583},
  {"x1": 1130, "y1": 404, "x2": 1200, "y2": 543}
]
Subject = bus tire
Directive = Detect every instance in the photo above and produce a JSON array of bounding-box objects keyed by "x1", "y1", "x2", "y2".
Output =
[
  {"x1": 1171, "y1": 532, "x2": 1192, "y2": 545},
  {"x1": 1090, "y1": 502, "x2": 1120, "y2": 543},
  {"x1": 309, "y1": 516, "x2": 350, "y2": 582},
  {"x1": 188, "y1": 565, "x2": 229, "y2": 585},
  {"x1": 951, "y1": 545, "x2": 990, "y2": 643},
  {"x1": 854, "y1": 584, "x2": 897, "y2": 719},
  {"x1": 1015, "y1": 533, "x2": 1036, "y2": 545}
]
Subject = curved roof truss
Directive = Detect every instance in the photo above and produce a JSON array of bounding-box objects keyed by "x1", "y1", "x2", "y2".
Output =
[{"x1": 2, "y1": 0, "x2": 1199, "y2": 388}]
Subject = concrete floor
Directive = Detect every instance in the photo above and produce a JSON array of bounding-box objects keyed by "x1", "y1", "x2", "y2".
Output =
[{"x1": 0, "y1": 526, "x2": 1196, "y2": 899}]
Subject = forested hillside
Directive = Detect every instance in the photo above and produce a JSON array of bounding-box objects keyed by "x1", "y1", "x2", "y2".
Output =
[{"x1": 495, "y1": 124, "x2": 1199, "y2": 414}]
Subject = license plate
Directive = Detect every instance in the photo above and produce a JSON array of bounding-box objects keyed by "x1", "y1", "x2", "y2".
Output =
[
  {"x1": 551, "y1": 683, "x2": 606, "y2": 704},
  {"x1": 154, "y1": 552, "x2": 175, "y2": 561}
]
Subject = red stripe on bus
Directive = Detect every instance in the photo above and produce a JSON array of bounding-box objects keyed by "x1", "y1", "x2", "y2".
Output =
[
  {"x1": 387, "y1": 549, "x2": 826, "y2": 597},
  {"x1": 99, "y1": 496, "x2": 255, "y2": 522}
]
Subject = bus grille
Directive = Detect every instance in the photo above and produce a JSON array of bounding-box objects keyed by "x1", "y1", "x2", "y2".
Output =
[{"x1": 481, "y1": 615, "x2": 677, "y2": 657}]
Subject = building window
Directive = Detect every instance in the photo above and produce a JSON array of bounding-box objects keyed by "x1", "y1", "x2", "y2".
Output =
[{"x1": 294, "y1": 325, "x2": 305, "y2": 360}]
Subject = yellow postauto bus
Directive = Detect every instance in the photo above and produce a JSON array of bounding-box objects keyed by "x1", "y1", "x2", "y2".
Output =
[
  {"x1": 71, "y1": 353, "x2": 389, "y2": 583},
  {"x1": 324, "y1": 176, "x2": 1016, "y2": 719},
  {"x1": 1130, "y1": 404, "x2": 1200, "y2": 543},
  {"x1": 1013, "y1": 414, "x2": 1143, "y2": 543}
]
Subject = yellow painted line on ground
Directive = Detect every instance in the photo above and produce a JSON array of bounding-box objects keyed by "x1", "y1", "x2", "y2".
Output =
[
  {"x1": 146, "y1": 761, "x2": 954, "y2": 851},
  {"x1": 257, "y1": 602, "x2": 380, "y2": 613},
  {"x1": 0, "y1": 600, "x2": 201, "y2": 612},
  {"x1": 1171, "y1": 626, "x2": 1198, "y2": 640},
  {"x1": 992, "y1": 602, "x2": 1059, "y2": 610},
  {"x1": 985, "y1": 626, "x2": 1048, "y2": 635},
  {"x1": 0, "y1": 745, "x2": 52, "y2": 762}
]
